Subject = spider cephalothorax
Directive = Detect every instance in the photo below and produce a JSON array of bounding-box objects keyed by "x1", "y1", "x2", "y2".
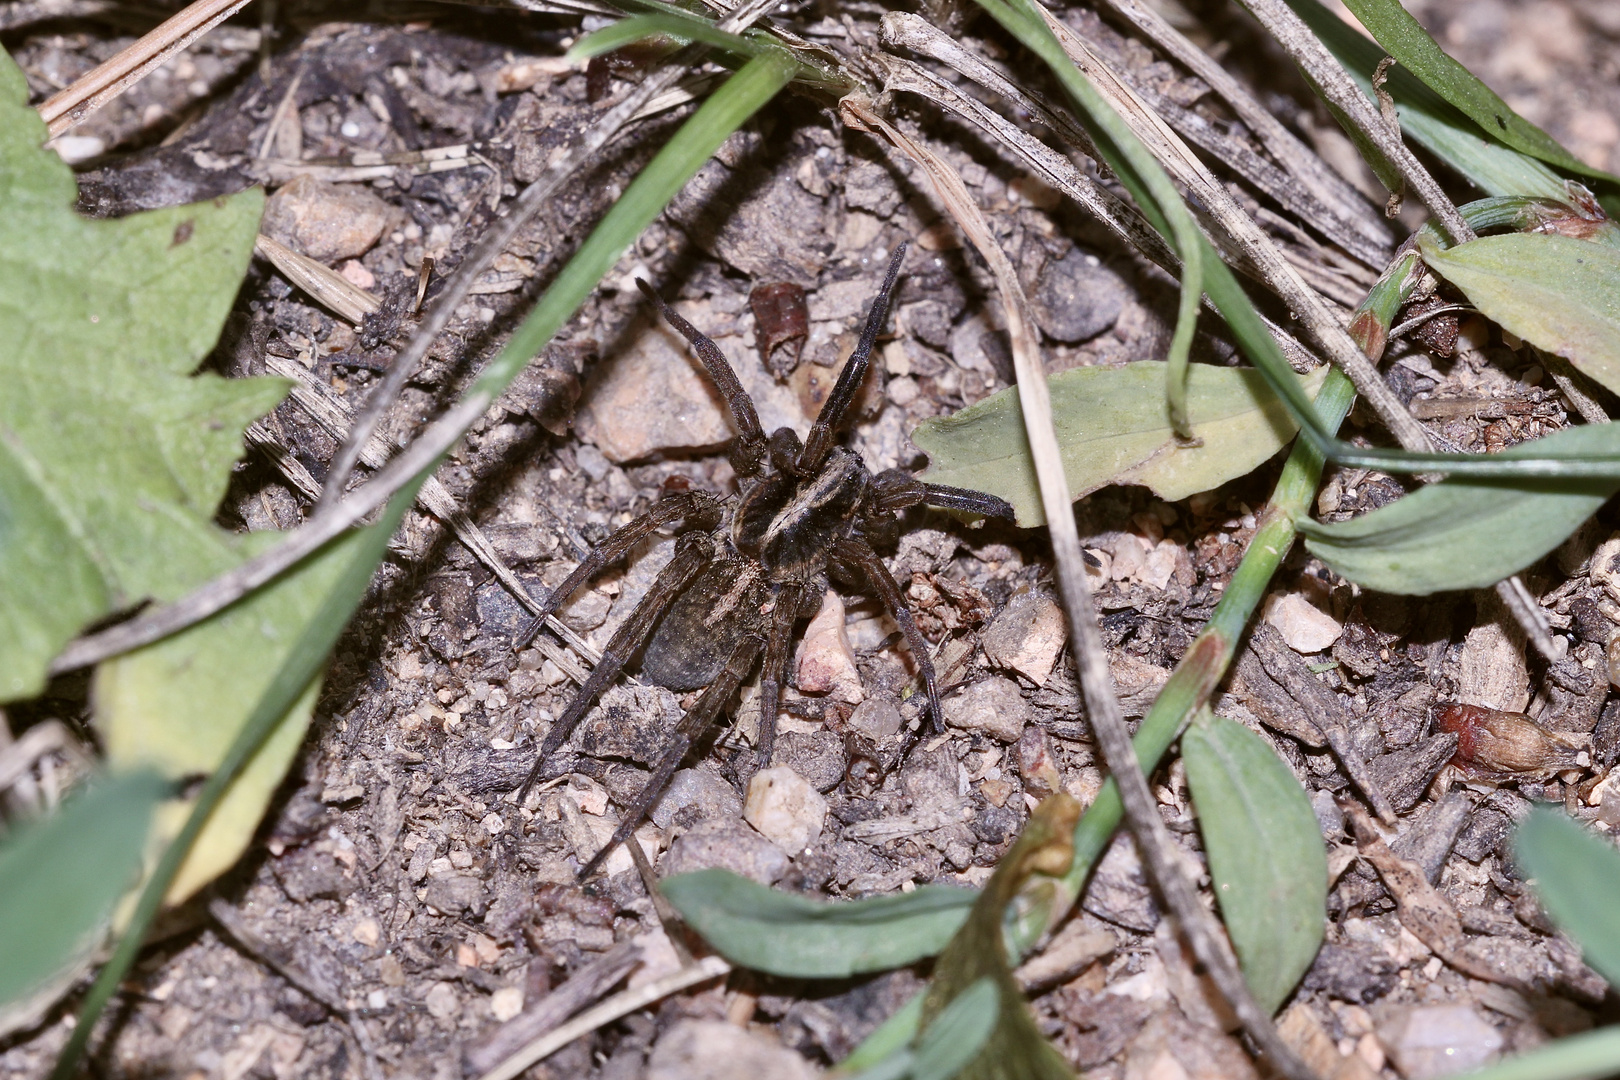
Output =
[{"x1": 513, "y1": 245, "x2": 1014, "y2": 876}]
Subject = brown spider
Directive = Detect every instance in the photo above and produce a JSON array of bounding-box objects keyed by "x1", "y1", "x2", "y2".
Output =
[{"x1": 513, "y1": 245, "x2": 1014, "y2": 877}]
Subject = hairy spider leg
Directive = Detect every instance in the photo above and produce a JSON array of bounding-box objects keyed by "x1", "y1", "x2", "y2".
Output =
[
  {"x1": 635, "y1": 278, "x2": 768, "y2": 477},
  {"x1": 796, "y1": 244, "x2": 908, "y2": 475},
  {"x1": 870, "y1": 471, "x2": 1017, "y2": 520},
  {"x1": 513, "y1": 490, "x2": 722, "y2": 651},
  {"x1": 517, "y1": 534, "x2": 717, "y2": 804},
  {"x1": 833, "y1": 536, "x2": 944, "y2": 734},
  {"x1": 577, "y1": 634, "x2": 766, "y2": 879},
  {"x1": 753, "y1": 580, "x2": 805, "y2": 770}
]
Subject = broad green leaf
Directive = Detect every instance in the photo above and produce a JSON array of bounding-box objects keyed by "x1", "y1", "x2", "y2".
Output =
[
  {"x1": 1182, "y1": 712, "x2": 1325, "y2": 1014},
  {"x1": 1418, "y1": 232, "x2": 1620, "y2": 396},
  {"x1": 914, "y1": 361, "x2": 1326, "y2": 527},
  {"x1": 919, "y1": 796, "x2": 1078, "y2": 1080},
  {"x1": 1298, "y1": 420, "x2": 1620, "y2": 594},
  {"x1": 1281, "y1": 0, "x2": 1572, "y2": 201},
  {"x1": 911, "y1": 978, "x2": 999, "y2": 1080},
  {"x1": 1455, "y1": 1026, "x2": 1620, "y2": 1080},
  {"x1": 1514, "y1": 810, "x2": 1620, "y2": 989},
  {"x1": 661, "y1": 870, "x2": 973, "y2": 977},
  {"x1": 1339, "y1": 0, "x2": 1615, "y2": 185},
  {"x1": 0, "y1": 47, "x2": 283, "y2": 701},
  {"x1": 0, "y1": 770, "x2": 168, "y2": 1006}
]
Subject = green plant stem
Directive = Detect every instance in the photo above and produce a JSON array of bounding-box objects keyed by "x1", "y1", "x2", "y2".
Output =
[{"x1": 1011, "y1": 366, "x2": 1356, "y2": 954}]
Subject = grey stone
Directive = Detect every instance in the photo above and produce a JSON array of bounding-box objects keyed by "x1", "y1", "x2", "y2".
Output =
[
  {"x1": 650, "y1": 764, "x2": 742, "y2": 829},
  {"x1": 661, "y1": 818, "x2": 788, "y2": 884},
  {"x1": 1377, "y1": 1004, "x2": 1502, "y2": 1079},
  {"x1": 944, "y1": 675, "x2": 1032, "y2": 742},
  {"x1": 1032, "y1": 248, "x2": 1130, "y2": 343},
  {"x1": 423, "y1": 874, "x2": 487, "y2": 918},
  {"x1": 772, "y1": 729, "x2": 846, "y2": 792},
  {"x1": 848, "y1": 696, "x2": 903, "y2": 742},
  {"x1": 646, "y1": 1020, "x2": 819, "y2": 1080},
  {"x1": 1080, "y1": 833, "x2": 1160, "y2": 932}
]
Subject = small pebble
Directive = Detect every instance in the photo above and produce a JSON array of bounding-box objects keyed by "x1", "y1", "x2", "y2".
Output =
[
  {"x1": 981, "y1": 592, "x2": 1067, "y2": 684},
  {"x1": 743, "y1": 766, "x2": 828, "y2": 855},
  {"x1": 261, "y1": 175, "x2": 391, "y2": 262},
  {"x1": 795, "y1": 590, "x2": 863, "y2": 703},
  {"x1": 944, "y1": 675, "x2": 1032, "y2": 742},
  {"x1": 489, "y1": 986, "x2": 524, "y2": 1022},
  {"x1": 423, "y1": 981, "x2": 460, "y2": 1022},
  {"x1": 646, "y1": 1020, "x2": 819, "y2": 1080},
  {"x1": 848, "y1": 696, "x2": 904, "y2": 742},
  {"x1": 350, "y1": 918, "x2": 380, "y2": 947},
  {"x1": 1264, "y1": 591, "x2": 1344, "y2": 653},
  {"x1": 662, "y1": 818, "x2": 787, "y2": 883},
  {"x1": 1377, "y1": 1004, "x2": 1502, "y2": 1079},
  {"x1": 650, "y1": 764, "x2": 742, "y2": 828}
]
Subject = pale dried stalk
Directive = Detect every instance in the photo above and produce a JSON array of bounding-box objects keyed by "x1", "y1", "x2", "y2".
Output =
[
  {"x1": 474, "y1": 957, "x2": 731, "y2": 1080},
  {"x1": 1031, "y1": 4, "x2": 1433, "y2": 455},
  {"x1": 254, "y1": 235, "x2": 381, "y2": 326},
  {"x1": 1095, "y1": 0, "x2": 1385, "y2": 249},
  {"x1": 1234, "y1": 0, "x2": 1475, "y2": 246},
  {"x1": 37, "y1": 0, "x2": 250, "y2": 137},
  {"x1": 840, "y1": 95, "x2": 1318, "y2": 1080},
  {"x1": 319, "y1": 0, "x2": 789, "y2": 506}
]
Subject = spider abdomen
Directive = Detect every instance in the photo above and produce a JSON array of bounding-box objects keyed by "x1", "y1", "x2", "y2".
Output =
[
  {"x1": 640, "y1": 556, "x2": 767, "y2": 691},
  {"x1": 733, "y1": 447, "x2": 869, "y2": 581}
]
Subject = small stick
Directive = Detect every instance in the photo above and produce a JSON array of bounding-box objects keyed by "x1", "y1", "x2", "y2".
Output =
[
  {"x1": 37, "y1": 0, "x2": 252, "y2": 137},
  {"x1": 1235, "y1": 0, "x2": 1476, "y2": 246}
]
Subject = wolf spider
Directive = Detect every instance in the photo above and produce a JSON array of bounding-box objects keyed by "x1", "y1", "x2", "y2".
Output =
[{"x1": 514, "y1": 245, "x2": 1014, "y2": 877}]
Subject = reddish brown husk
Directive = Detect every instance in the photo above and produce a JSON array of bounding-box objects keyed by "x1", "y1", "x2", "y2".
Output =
[
  {"x1": 1433, "y1": 702, "x2": 1585, "y2": 779},
  {"x1": 749, "y1": 282, "x2": 810, "y2": 376}
]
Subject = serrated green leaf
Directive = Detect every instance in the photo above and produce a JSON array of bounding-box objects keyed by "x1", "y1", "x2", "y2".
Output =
[
  {"x1": 914, "y1": 361, "x2": 1326, "y2": 527},
  {"x1": 1514, "y1": 810, "x2": 1620, "y2": 989},
  {"x1": 0, "y1": 770, "x2": 169, "y2": 1006},
  {"x1": 1418, "y1": 232, "x2": 1620, "y2": 396},
  {"x1": 1182, "y1": 713, "x2": 1325, "y2": 1014},
  {"x1": 1339, "y1": 0, "x2": 1615, "y2": 185},
  {"x1": 661, "y1": 869, "x2": 973, "y2": 978},
  {"x1": 1298, "y1": 420, "x2": 1620, "y2": 594},
  {"x1": 1281, "y1": 0, "x2": 1573, "y2": 201},
  {"x1": 0, "y1": 47, "x2": 282, "y2": 701}
]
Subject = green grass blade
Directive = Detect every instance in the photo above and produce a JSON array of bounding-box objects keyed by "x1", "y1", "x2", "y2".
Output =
[
  {"x1": 1514, "y1": 810, "x2": 1620, "y2": 988},
  {"x1": 660, "y1": 870, "x2": 973, "y2": 977},
  {"x1": 569, "y1": 12, "x2": 764, "y2": 61},
  {"x1": 1455, "y1": 1027, "x2": 1620, "y2": 1080},
  {"x1": 1338, "y1": 0, "x2": 1616, "y2": 184},
  {"x1": 1182, "y1": 712, "x2": 1326, "y2": 1014},
  {"x1": 911, "y1": 978, "x2": 1000, "y2": 1080},
  {"x1": 0, "y1": 770, "x2": 169, "y2": 1007}
]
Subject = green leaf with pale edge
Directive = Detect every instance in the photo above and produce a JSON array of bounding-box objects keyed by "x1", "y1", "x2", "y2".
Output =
[
  {"x1": 1339, "y1": 0, "x2": 1615, "y2": 185},
  {"x1": 0, "y1": 770, "x2": 168, "y2": 1006},
  {"x1": 1298, "y1": 420, "x2": 1620, "y2": 595},
  {"x1": 1282, "y1": 0, "x2": 1572, "y2": 201},
  {"x1": 96, "y1": 530, "x2": 356, "y2": 902},
  {"x1": 0, "y1": 47, "x2": 283, "y2": 701},
  {"x1": 1182, "y1": 713, "x2": 1326, "y2": 1014},
  {"x1": 1418, "y1": 232, "x2": 1620, "y2": 396},
  {"x1": 1515, "y1": 810, "x2": 1620, "y2": 989},
  {"x1": 660, "y1": 870, "x2": 972, "y2": 978},
  {"x1": 914, "y1": 361, "x2": 1326, "y2": 527}
]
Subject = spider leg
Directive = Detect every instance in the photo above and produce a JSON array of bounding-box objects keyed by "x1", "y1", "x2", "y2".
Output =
[
  {"x1": 516, "y1": 533, "x2": 717, "y2": 804},
  {"x1": 577, "y1": 633, "x2": 765, "y2": 879},
  {"x1": 870, "y1": 470, "x2": 1017, "y2": 520},
  {"x1": 636, "y1": 278, "x2": 768, "y2": 477},
  {"x1": 752, "y1": 580, "x2": 804, "y2": 774},
  {"x1": 796, "y1": 244, "x2": 907, "y2": 475},
  {"x1": 514, "y1": 490, "x2": 722, "y2": 651},
  {"x1": 832, "y1": 536, "x2": 943, "y2": 735}
]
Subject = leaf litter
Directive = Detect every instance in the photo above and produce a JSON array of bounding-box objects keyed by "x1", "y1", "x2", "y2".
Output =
[{"x1": 3, "y1": 1, "x2": 1620, "y2": 1078}]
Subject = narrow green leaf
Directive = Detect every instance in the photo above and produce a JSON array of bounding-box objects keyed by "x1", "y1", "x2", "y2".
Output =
[
  {"x1": 1339, "y1": 0, "x2": 1616, "y2": 184},
  {"x1": 1418, "y1": 232, "x2": 1620, "y2": 396},
  {"x1": 1454, "y1": 1026, "x2": 1620, "y2": 1080},
  {"x1": 1281, "y1": 0, "x2": 1572, "y2": 201},
  {"x1": 569, "y1": 12, "x2": 763, "y2": 61},
  {"x1": 1299, "y1": 420, "x2": 1620, "y2": 594},
  {"x1": 660, "y1": 870, "x2": 973, "y2": 978},
  {"x1": 0, "y1": 770, "x2": 169, "y2": 1006},
  {"x1": 1182, "y1": 712, "x2": 1326, "y2": 1014},
  {"x1": 1514, "y1": 810, "x2": 1620, "y2": 989},
  {"x1": 841, "y1": 993, "x2": 927, "y2": 1075},
  {"x1": 913, "y1": 361, "x2": 1327, "y2": 527},
  {"x1": 912, "y1": 978, "x2": 999, "y2": 1080}
]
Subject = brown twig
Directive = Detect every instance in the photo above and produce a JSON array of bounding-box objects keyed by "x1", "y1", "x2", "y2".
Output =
[{"x1": 37, "y1": 0, "x2": 251, "y2": 137}]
